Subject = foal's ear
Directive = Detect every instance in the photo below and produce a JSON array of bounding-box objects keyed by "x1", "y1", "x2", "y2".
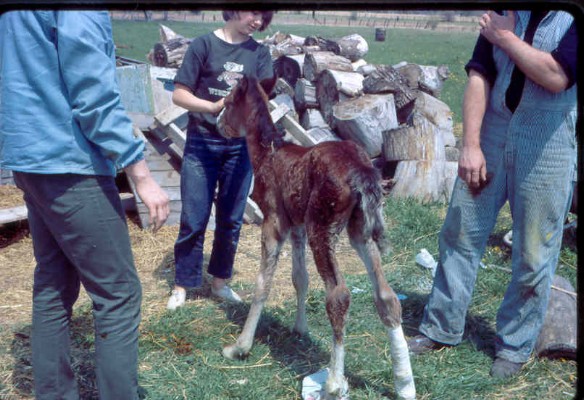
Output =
[{"x1": 259, "y1": 75, "x2": 278, "y2": 96}]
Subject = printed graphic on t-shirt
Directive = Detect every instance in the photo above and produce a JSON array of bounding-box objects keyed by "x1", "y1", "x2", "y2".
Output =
[{"x1": 209, "y1": 61, "x2": 244, "y2": 97}]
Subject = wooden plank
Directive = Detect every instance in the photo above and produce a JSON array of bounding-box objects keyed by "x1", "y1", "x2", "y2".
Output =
[
  {"x1": 0, "y1": 192, "x2": 136, "y2": 226},
  {"x1": 270, "y1": 102, "x2": 291, "y2": 124},
  {"x1": 243, "y1": 198, "x2": 263, "y2": 224},
  {"x1": 0, "y1": 205, "x2": 27, "y2": 225},
  {"x1": 146, "y1": 127, "x2": 184, "y2": 159},
  {"x1": 164, "y1": 123, "x2": 186, "y2": 150},
  {"x1": 154, "y1": 104, "x2": 188, "y2": 127},
  {"x1": 268, "y1": 99, "x2": 318, "y2": 147}
]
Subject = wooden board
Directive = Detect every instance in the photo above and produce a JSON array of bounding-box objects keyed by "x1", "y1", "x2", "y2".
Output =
[
  {"x1": 0, "y1": 205, "x2": 27, "y2": 225},
  {"x1": 0, "y1": 193, "x2": 136, "y2": 226}
]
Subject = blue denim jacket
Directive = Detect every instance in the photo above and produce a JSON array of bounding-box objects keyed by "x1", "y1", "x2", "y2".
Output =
[{"x1": 0, "y1": 11, "x2": 144, "y2": 176}]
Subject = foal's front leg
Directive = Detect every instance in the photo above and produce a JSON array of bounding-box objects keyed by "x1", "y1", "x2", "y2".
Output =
[{"x1": 223, "y1": 221, "x2": 284, "y2": 360}]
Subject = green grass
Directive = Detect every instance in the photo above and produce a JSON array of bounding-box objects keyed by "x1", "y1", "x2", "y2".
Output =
[
  {"x1": 111, "y1": 20, "x2": 477, "y2": 125},
  {"x1": 136, "y1": 198, "x2": 576, "y2": 400}
]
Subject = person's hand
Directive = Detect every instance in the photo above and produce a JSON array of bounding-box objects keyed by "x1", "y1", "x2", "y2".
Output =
[
  {"x1": 458, "y1": 144, "x2": 488, "y2": 192},
  {"x1": 213, "y1": 98, "x2": 225, "y2": 115},
  {"x1": 479, "y1": 11, "x2": 516, "y2": 46},
  {"x1": 125, "y1": 160, "x2": 170, "y2": 231}
]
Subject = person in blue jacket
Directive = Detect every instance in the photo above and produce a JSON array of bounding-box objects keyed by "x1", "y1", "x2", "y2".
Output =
[
  {"x1": 408, "y1": 10, "x2": 577, "y2": 379},
  {"x1": 0, "y1": 10, "x2": 170, "y2": 399},
  {"x1": 167, "y1": 10, "x2": 275, "y2": 309}
]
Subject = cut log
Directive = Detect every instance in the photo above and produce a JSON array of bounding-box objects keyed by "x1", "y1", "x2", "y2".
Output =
[
  {"x1": 319, "y1": 69, "x2": 364, "y2": 98},
  {"x1": 149, "y1": 38, "x2": 191, "y2": 68},
  {"x1": 274, "y1": 77, "x2": 295, "y2": 98},
  {"x1": 332, "y1": 94, "x2": 399, "y2": 158},
  {"x1": 394, "y1": 62, "x2": 450, "y2": 98},
  {"x1": 269, "y1": 39, "x2": 304, "y2": 59},
  {"x1": 294, "y1": 78, "x2": 318, "y2": 111},
  {"x1": 535, "y1": 275, "x2": 577, "y2": 360},
  {"x1": 303, "y1": 51, "x2": 354, "y2": 82},
  {"x1": 413, "y1": 91, "x2": 456, "y2": 147},
  {"x1": 356, "y1": 63, "x2": 378, "y2": 76},
  {"x1": 390, "y1": 160, "x2": 458, "y2": 203},
  {"x1": 306, "y1": 127, "x2": 340, "y2": 143},
  {"x1": 393, "y1": 63, "x2": 422, "y2": 90},
  {"x1": 382, "y1": 113, "x2": 446, "y2": 162},
  {"x1": 315, "y1": 69, "x2": 359, "y2": 127},
  {"x1": 263, "y1": 31, "x2": 305, "y2": 47},
  {"x1": 302, "y1": 45, "x2": 322, "y2": 54},
  {"x1": 301, "y1": 108, "x2": 329, "y2": 130},
  {"x1": 159, "y1": 24, "x2": 183, "y2": 42},
  {"x1": 336, "y1": 33, "x2": 369, "y2": 62},
  {"x1": 304, "y1": 36, "x2": 341, "y2": 54},
  {"x1": 362, "y1": 65, "x2": 418, "y2": 122},
  {"x1": 274, "y1": 54, "x2": 305, "y2": 87},
  {"x1": 352, "y1": 58, "x2": 368, "y2": 72},
  {"x1": 419, "y1": 65, "x2": 450, "y2": 98}
]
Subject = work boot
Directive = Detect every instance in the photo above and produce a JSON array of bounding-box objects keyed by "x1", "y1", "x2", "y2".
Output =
[
  {"x1": 407, "y1": 334, "x2": 448, "y2": 355},
  {"x1": 490, "y1": 357, "x2": 524, "y2": 378}
]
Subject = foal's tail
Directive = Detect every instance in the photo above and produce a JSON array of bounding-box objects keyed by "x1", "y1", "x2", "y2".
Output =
[{"x1": 349, "y1": 166, "x2": 390, "y2": 255}]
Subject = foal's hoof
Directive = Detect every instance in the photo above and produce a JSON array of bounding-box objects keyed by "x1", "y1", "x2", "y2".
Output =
[
  {"x1": 222, "y1": 344, "x2": 249, "y2": 360},
  {"x1": 325, "y1": 375, "x2": 348, "y2": 399}
]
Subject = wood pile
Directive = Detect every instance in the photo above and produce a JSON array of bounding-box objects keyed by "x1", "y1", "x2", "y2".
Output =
[{"x1": 147, "y1": 25, "x2": 459, "y2": 204}]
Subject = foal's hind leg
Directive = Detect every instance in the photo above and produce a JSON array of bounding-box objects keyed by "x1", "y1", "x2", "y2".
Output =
[
  {"x1": 308, "y1": 226, "x2": 350, "y2": 398},
  {"x1": 348, "y1": 230, "x2": 415, "y2": 400},
  {"x1": 223, "y1": 219, "x2": 285, "y2": 360},
  {"x1": 290, "y1": 226, "x2": 309, "y2": 335}
]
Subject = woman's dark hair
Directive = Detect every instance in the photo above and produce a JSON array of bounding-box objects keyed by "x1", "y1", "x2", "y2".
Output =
[{"x1": 222, "y1": 10, "x2": 274, "y2": 32}]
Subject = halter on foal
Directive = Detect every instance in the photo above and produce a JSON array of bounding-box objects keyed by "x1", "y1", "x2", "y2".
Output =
[{"x1": 217, "y1": 75, "x2": 415, "y2": 400}]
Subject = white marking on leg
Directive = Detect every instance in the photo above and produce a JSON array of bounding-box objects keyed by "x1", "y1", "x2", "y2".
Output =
[{"x1": 388, "y1": 325, "x2": 416, "y2": 400}]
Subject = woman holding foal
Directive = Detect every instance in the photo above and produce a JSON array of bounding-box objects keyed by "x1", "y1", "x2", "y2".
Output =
[{"x1": 167, "y1": 10, "x2": 275, "y2": 310}]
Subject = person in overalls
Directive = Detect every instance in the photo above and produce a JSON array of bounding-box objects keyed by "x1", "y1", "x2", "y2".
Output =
[{"x1": 408, "y1": 10, "x2": 577, "y2": 379}]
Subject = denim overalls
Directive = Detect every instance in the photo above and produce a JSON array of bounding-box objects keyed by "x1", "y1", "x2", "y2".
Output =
[{"x1": 420, "y1": 10, "x2": 576, "y2": 363}]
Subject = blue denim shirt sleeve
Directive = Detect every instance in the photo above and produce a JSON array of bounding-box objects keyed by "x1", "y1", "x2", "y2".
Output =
[
  {"x1": 55, "y1": 11, "x2": 144, "y2": 170},
  {"x1": 0, "y1": 11, "x2": 144, "y2": 176}
]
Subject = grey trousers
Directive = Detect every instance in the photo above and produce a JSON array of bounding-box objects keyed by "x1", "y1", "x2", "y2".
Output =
[{"x1": 14, "y1": 172, "x2": 142, "y2": 400}]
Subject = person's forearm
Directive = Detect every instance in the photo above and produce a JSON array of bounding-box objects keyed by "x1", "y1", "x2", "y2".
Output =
[
  {"x1": 462, "y1": 71, "x2": 490, "y2": 148},
  {"x1": 172, "y1": 85, "x2": 224, "y2": 114},
  {"x1": 123, "y1": 158, "x2": 152, "y2": 183},
  {"x1": 495, "y1": 31, "x2": 569, "y2": 93},
  {"x1": 479, "y1": 11, "x2": 570, "y2": 93}
]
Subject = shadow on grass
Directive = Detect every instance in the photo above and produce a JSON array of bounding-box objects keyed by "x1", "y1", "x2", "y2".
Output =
[
  {"x1": 401, "y1": 292, "x2": 496, "y2": 359},
  {"x1": 9, "y1": 308, "x2": 150, "y2": 400},
  {"x1": 217, "y1": 292, "x2": 429, "y2": 398},
  {"x1": 10, "y1": 310, "x2": 98, "y2": 399},
  {"x1": 219, "y1": 300, "x2": 331, "y2": 374}
]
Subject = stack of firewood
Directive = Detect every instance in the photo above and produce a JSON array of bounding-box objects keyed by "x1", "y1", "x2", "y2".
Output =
[{"x1": 147, "y1": 26, "x2": 459, "y2": 203}]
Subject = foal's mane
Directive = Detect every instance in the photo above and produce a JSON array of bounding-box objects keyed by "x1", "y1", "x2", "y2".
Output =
[{"x1": 243, "y1": 75, "x2": 285, "y2": 149}]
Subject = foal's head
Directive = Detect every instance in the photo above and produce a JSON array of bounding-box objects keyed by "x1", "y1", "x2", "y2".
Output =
[{"x1": 217, "y1": 75, "x2": 281, "y2": 148}]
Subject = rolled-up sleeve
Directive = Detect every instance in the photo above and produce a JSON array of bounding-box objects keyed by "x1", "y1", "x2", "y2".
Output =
[{"x1": 56, "y1": 11, "x2": 144, "y2": 170}]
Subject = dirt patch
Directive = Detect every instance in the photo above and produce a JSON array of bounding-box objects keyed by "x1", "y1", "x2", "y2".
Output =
[
  {"x1": 0, "y1": 212, "x2": 364, "y2": 331},
  {"x1": 0, "y1": 185, "x2": 24, "y2": 208}
]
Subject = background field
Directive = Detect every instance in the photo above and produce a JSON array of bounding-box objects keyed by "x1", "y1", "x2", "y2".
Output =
[{"x1": 0, "y1": 13, "x2": 578, "y2": 400}]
